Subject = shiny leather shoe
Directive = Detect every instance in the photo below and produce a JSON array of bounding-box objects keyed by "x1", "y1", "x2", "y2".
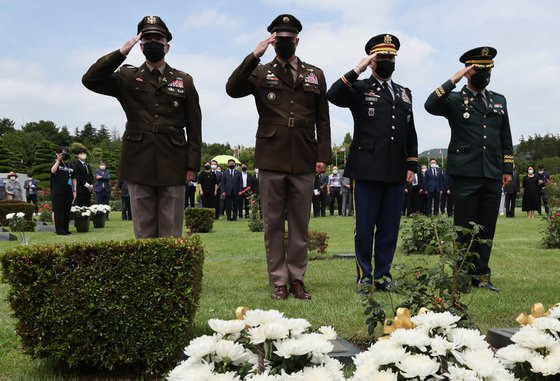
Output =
[
  {"x1": 472, "y1": 275, "x2": 500, "y2": 292},
  {"x1": 271, "y1": 285, "x2": 288, "y2": 300},
  {"x1": 290, "y1": 282, "x2": 312, "y2": 300}
]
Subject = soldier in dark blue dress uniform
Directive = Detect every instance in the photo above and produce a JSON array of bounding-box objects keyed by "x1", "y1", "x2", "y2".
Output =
[
  {"x1": 424, "y1": 47, "x2": 514, "y2": 292},
  {"x1": 327, "y1": 34, "x2": 418, "y2": 293}
]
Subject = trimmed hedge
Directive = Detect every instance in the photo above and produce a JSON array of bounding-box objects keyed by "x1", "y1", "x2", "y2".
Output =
[
  {"x1": 0, "y1": 200, "x2": 35, "y2": 226},
  {"x1": 184, "y1": 207, "x2": 214, "y2": 233},
  {"x1": 1, "y1": 237, "x2": 205, "y2": 375}
]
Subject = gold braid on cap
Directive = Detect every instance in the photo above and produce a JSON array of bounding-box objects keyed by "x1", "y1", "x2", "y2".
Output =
[{"x1": 369, "y1": 43, "x2": 397, "y2": 55}]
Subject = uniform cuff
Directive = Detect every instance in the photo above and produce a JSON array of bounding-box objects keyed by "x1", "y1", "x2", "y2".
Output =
[
  {"x1": 407, "y1": 159, "x2": 418, "y2": 172},
  {"x1": 434, "y1": 79, "x2": 456, "y2": 98},
  {"x1": 340, "y1": 70, "x2": 359, "y2": 87}
]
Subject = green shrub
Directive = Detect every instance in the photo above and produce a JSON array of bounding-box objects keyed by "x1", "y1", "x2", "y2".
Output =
[
  {"x1": 248, "y1": 193, "x2": 263, "y2": 232},
  {"x1": 1, "y1": 237, "x2": 205, "y2": 376},
  {"x1": 283, "y1": 230, "x2": 329, "y2": 256},
  {"x1": 109, "y1": 199, "x2": 122, "y2": 211},
  {"x1": 542, "y1": 210, "x2": 560, "y2": 249},
  {"x1": 400, "y1": 214, "x2": 453, "y2": 255},
  {"x1": 0, "y1": 200, "x2": 35, "y2": 226},
  {"x1": 184, "y1": 207, "x2": 214, "y2": 233}
]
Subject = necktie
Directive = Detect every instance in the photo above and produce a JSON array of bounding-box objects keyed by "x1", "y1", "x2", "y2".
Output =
[
  {"x1": 382, "y1": 81, "x2": 393, "y2": 101},
  {"x1": 284, "y1": 63, "x2": 294, "y2": 86},
  {"x1": 152, "y1": 68, "x2": 161, "y2": 83},
  {"x1": 433, "y1": 168, "x2": 436, "y2": 177},
  {"x1": 475, "y1": 92, "x2": 487, "y2": 111},
  {"x1": 83, "y1": 162, "x2": 88, "y2": 174}
]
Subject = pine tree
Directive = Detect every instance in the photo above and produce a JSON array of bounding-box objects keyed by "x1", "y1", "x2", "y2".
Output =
[
  {"x1": 0, "y1": 139, "x2": 14, "y2": 172},
  {"x1": 31, "y1": 140, "x2": 58, "y2": 187}
]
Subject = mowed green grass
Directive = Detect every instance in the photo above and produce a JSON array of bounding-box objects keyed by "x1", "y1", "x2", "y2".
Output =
[{"x1": 0, "y1": 210, "x2": 558, "y2": 380}]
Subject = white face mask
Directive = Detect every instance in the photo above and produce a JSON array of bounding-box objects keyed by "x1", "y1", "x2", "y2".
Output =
[
  {"x1": 539, "y1": 170, "x2": 544, "y2": 174},
  {"x1": 421, "y1": 168, "x2": 427, "y2": 173},
  {"x1": 528, "y1": 169, "x2": 534, "y2": 174},
  {"x1": 99, "y1": 165, "x2": 106, "y2": 170},
  {"x1": 430, "y1": 163, "x2": 436, "y2": 168},
  {"x1": 333, "y1": 170, "x2": 338, "y2": 175},
  {"x1": 211, "y1": 164, "x2": 217, "y2": 170},
  {"x1": 9, "y1": 176, "x2": 16, "y2": 181},
  {"x1": 78, "y1": 153, "x2": 87, "y2": 160}
]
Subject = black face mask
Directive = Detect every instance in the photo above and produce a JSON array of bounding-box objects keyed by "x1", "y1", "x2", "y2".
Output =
[
  {"x1": 228, "y1": 164, "x2": 235, "y2": 169},
  {"x1": 62, "y1": 152, "x2": 70, "y2": 161},
  {"x1": 274, "y1": 38, "x2": 296, "y2": 59},
  {"x1": 375, "y1": 60, "x2": 395, "y2": 79},
  {"x1": 471, "y1": 70, "x2": 491, "y2": 90},
  {"x1": 204, "y1": 165, "x2": 211, "y2": 170},
  {"x1": 142, "y1": 41, "x2": 166, "y2": 62}
]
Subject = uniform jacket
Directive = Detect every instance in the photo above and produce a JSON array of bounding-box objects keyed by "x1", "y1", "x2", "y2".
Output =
[
  {"x1": 71, "y1": 160, "x2": 94, "y2": 195},
  {"x1": 426, "y1": 167, "x2": 443, "y2": 193},
  {"x1": 221, "y1": 169, "x2": 243, "y2": 195},
  {"x1": 82, "y1": 50, "x2": 202, "y2": 186},
  {"x1": 226, "y1": 53, "x2": 331, "y2": 174},
  {"x1": 424, "y1": 80, "x2": 513, "y2": 179},
  {"x1": 94, "y1": 169, "x2": 111, "y2": 194},
  {"x1": 327, "y1": 70, "x2": 418, "y2": 184}
]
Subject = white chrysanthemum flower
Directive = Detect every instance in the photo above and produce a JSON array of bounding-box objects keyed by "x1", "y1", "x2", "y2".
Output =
[
  {"x1": 245, "y1": 371, "x2": 282, "y2": 381},
  {"x1": 430, "y1": 334, "x2": 453, "y2": 356},
  {"x1": 274, "y1": 337, "x2": 313, "y2": 358},
  {"x1": 533, "y1": 316, "x2": 560, "y2": 333},
  {"x1": 445, "y1": 364, "x2": 480, "y2": 381},
  {"x1": 411, "y1": 311, "x2": 461, "y2": 331},
  {"x1": 511, "y1": 326, "x2": 557, "y2": 349},
  {"x1": 548, "y1": 304, "x2": 560, "y2": 319},
  {"x1": 397, "y1": 353, "x2": 440, "y2": 379},
  {"x1": 243, "y1": 309, "x2": 284, "y2": 327},
  {"x1": 352, "y1": 350, "x2": 380, "y2": 371},
  {"x1": 318, "y1": 326, "x2": 337, "y2": 341},
  {"x1": 16, "y1": 212, "x2": 25, "y2": 218},
  {"x1": 213, "y1": 339, "x2": 251, "y2": 366},
  {"x1": 248, "y1": 321, "x2": 290, "y2": 344},
  {"x1": 207, "y1": 371, "x2": 241, "y2": 381},
  {"x1": 284, "y1": 318, "x2": 311, "y2": 336},
  {"x1": 529, "y1": 353, "x2": 560, "y2": 376},
  {"x1": 167, "y1": 358, "x2": 214, "y2": 381},
  {"x1": 208, "y1": 319, "x2": 245, "y2": 336},
  {"x1": 300, "y1": 333, "x2": 333, "y2": 355},
  {"x1": 390, "y1": 328, "x2": 432, "y2": 351},
  {"x1": 496, "y1": 344, "x2": 535, "y2": 366},
  {"x1": 282, "y1": 364, "x2": 345, "y2": 381},
  {"x1": 487, "y1": 367, "x2": 521, "y2": 381},
  {"x1": 362, "y1": 340, "x2": 407, "y2": 366},
  {"x1": 5, "y1": 213, "x2": 15, "y2": 220},
  {"x1": 449, "y1": 328, "x2": 488, "y2": 350},
  {"x1": 463, "y1": 348, "x2": 504, "y2": 377},
  {"x1": 184, "y1": 334, "x2": 220, "y2": 359}
]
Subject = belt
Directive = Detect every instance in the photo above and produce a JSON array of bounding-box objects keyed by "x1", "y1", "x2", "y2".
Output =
[
  {"x1": 126, "y1": 122, "x2": 184, "y2": 135},
  {"x1": 259, "y1": 118, "x2": 314, "y2": 129}
]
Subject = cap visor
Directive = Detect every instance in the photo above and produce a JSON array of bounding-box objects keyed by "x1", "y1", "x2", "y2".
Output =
[
  {"x1": 140, "y1": 29, "x2": 166, "y2": 37},
  {"x1": 275, "y1": 30, "x2": 298, "y2": 37}
]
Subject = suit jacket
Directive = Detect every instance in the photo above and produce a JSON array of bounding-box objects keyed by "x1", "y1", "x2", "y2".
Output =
[
  {"x1": 418, "y1": 171, "x2": 428, "y2": 193},
  {"x1": 240, "y1": 171, "x2": 253, "y2": 194},
  {"x1": 118, "y1": 179, "x2": 130, "y2": 197},
  {"x1": 71, "y1": 160, "x2": 94, "y2": 195},
  {"x1": 251, "y1": 173, "x2": 260, "y2": 195},
  {"x1": 226, "y1": 53, "x2": 331, "y2": 174},
  {"x1": 23, "y1": 179, "x2": 40, "y2": 196},
  {"x1": 94, "y1": 169, "x2": 111, "y2": 193},
  {"x1": 424, "y1": 80, "x2": 513, "y2": 179},
  {"x1": 221, "y1": 169, "x2": 243, "y2": 195},
  {"x1": 426, "y1": 167, "x2": 443, "y2": 193},
  {"x1": 442, "y1": 173, "x2": 453, "y2": 194},
  {"x1": 327, "y1": 71, "x2": 418, "y2": 184},
  {"x1": 214, "y1": 170, "x2": 223, "y2": 192},
  {"x1": 503, "y1": 170, "x2": 520, "y2": 194},
  {"x1": 82, "y1": 50, "x2": 202, "y2": 186}
]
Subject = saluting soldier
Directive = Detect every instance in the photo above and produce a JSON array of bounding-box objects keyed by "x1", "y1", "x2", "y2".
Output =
[
  {"x1": 82, "y1": 16, "x2": 202, "y2": 239},
  {"x1": 327, "y1": 34, "x2": 418, "y2": 294},
  {"x1": 424, "y1": 47, "x2": 513, "y2": 292},
  {"x1": 226, "y1": 14, "x2": 331, "y2": 300}
]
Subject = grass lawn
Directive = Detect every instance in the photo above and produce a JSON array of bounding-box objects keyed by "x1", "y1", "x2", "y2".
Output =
[{"x1": 0, "y1": 210, "x2": 559, "y2": 380}]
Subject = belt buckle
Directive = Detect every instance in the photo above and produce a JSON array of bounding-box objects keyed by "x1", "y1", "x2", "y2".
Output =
[
  {"x1": 152, "y1": 123, "x2": 159, "y2": 133},
  {"x1": 288, "y1": 118, "x2": 295, "y2": 127}
]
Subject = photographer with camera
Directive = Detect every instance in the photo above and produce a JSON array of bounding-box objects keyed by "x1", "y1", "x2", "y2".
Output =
[{"x1": 50, "y1": 147, "x2": 75, "y2": 235}]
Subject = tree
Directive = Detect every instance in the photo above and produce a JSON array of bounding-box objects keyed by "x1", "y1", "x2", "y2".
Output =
[
  {"x1": 0, "y1": 118, "x2": 16, "y2": 137},
  {"x1": 77, "y1": 122, "x2": 97, "y2": 144},
  {"x1": 200, "y1": 142, "x2": 234, "y2": 165},
  {"x1": 96, "y1": 125, "x2": 111, "y2": 143},
  {"x1": 22, "y1": 120, "x2": 59, "y2": 141},
  {"x1": 58, "y1": 126, "x2": 72, "y2": 146},
  {"x1": 31, "y1": 140, "x2": 59, "y2": 187},
  {"x1": 1, "y1": 130, "x2": 42, "y2": 169},
  {"x1": 0, "y1": 139, "x2": 15, "y2": 172}
]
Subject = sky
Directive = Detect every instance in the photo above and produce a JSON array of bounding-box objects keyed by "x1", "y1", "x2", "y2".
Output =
[{"x1": 1, "y1": 0, "x2": 559, "y2": 152}]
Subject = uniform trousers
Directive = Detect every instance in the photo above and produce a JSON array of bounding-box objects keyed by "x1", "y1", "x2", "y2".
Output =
[
  {"x1": 259, "y1": 170, "x2": 314, "y2": 287},
  {"x1": 354, "y1": 180, "x2": 404, "y2": 283},
  {"x1": 452, "y1": 176, "x2": 501, "y2": 276},
  {"x1": 128, "y1": 183, "x2": 184, "y2": 238}
]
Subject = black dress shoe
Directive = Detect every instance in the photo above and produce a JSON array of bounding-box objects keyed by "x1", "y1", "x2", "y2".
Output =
[
  {"x1": 374, "y1": 279, "x2": 393, "y2": 292},
  {"x1": 357, "y1": 278, "x2": 372, "y2": 295},
  {"x1": 472, "y1": 275, "x2": 500, "y2": 292}
]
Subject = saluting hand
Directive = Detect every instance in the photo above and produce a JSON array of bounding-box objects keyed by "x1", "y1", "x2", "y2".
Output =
[
  {"x1": 450, "y1": 65, "x2": 475, "y2": 84},
  {"x1": 120, "y1": 33, "x2": 142, "y2": 56},
  {"x1": 354, "y1": 53, "x2": 377, "y2": 74},
  {"x1": 253, "y1": 33, "x2": 277, "y2": 58}
]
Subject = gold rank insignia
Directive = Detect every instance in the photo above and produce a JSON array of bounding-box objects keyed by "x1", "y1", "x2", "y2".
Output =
[
  {"x1": 267, "y1": 92, "x2": 276, "y2": 101},
  {"x1": 482, "y1": 47, "x2": 489, "y2": 56},
  {"x1": 147, "y1": 16, "x2": 157, "y2": 24},
  {"x1": 283, "y1": 16, "x2": 290, "y2": 22},
  {"x1": 384, "y1": 34, "x2": 392, "y2": 44},
  {"x1": 172, "y1": 100, "x2": 179, "y2": 108}
]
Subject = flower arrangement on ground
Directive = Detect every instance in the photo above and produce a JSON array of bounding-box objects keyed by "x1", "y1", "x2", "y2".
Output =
[
  {"x1": 496, "y1": 303, "x2": 560, "y2": 380},
  {"x1": 167, "y1": 309, "x2": 344, "y2": 381},
  {"x1": 70, "y1": 206, "x2": 92, "y2": 219},
  {"x1": 351, "y1": 309, "x2": 515, "y2": 381},
  {"x1": 89, "y1": 204, "x2": 111, "y2": 216},
  {"x1": 6, "y1": 212, "x2": 29, "y2": 244}
]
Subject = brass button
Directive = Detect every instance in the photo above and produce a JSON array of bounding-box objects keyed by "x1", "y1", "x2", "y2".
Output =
[
  {"x1": 290, "y1": 100, "x2": 294, "y2": 105},
  {"x1": 155, "y1": 103, "x2": 159, "y2": 107},
  {"x1": 290, "y1": 112, "x2": 294, "y2": 116},
  {"x1": 154, "y1": 114, "x2": 159, "y2": 119},
  {"x1": 483, "y1": 146, "x2": 486, "y2": 149},
  {"x1": 392, "y1": 115, "x2": 395, "y2": 119},
  {"x1": 391, "y1": 137, "x2": 394, "y2": 141},
  {"x1": 391, "y1": 126, "x2": 395, "y2": 130},
  {"x1": 483, "y1": 135, "x2": 487, "y2": 139}
]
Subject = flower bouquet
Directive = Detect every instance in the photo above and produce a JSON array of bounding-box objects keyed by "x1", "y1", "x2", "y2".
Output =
[
  {"x1": 89, "y1": 204, "x2": 111, "y2": 228},
  {"x1": 496, "y1": 303, "x2": 560, "y2": 380},
  {"x1": 70, "y1": 206, "x2": 91, "y2": 232},
  {"x1": 6, "y1": 212, "x2": 29, "y2": 245},
  {"x1": 351, "y1": 309, "x2": 515, "y2": 381},
  {"x1": 168, "y1": 309, "x2": 344, "y2": 380}
]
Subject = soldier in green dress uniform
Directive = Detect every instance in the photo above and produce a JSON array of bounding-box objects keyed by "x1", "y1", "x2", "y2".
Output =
[{"x1": 425, "y1": 47, "x2": 513, "y2": 292}]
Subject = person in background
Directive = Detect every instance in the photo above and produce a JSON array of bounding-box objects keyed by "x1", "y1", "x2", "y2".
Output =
[
  {"x1": 221, "y1": 159, "x2": 242, "y2": 221},
  {"x1": 50, "y1": 147, "x2": 74, "y2": 235},
  {"x1": 406, "y1": 169, "x2": 421, "y2": 216},
  {"x1": 341, "y1": 165, "x2": 353, "y2": 217},
  {"x1": 94, "y1": 161, "x2": 111, "y2": 207},
  {"x1": 24, "y1": 173, "x2": 40, "y2": 213},
  {"x1": 238, "y1": 162, "x2": 253, "y2": 218},
  {"x1": 211, "y1": 160, "x2": 223, "y2": 219},
  {"x1": 0, "y1": 177, "x2": 5, "y2": 200},
  {"x1": 71, "y1": 147, "x2": 94, "y2": 207},
  {"x1": 418, "y1": 164, "x2": 428, "y2": 215},
  {"x1": 440, "y1": 170, "x2": 454, "y2": 217},
  {"x1": 327, "y1": 166, "x2": 343, "y2": 216},
  {"x1": 537, "y1": 164, "x2": 550, "y2": 216},
  {"x1": 119, "y1": 179, "x2": 132, "y2": 221},
  {"x1": 5, "y1": 172, "x2": 22, "y2": 201},
  {"x1": 504, "y1": 164, "x2": 520, "y2": 217},
  {"x1": 198, "y1": 161, "x2": 217, "y2": 208},
  {"x1": 185, "y1": 178, "x2": 196, "y2": 208},
  {"x1": 522, "y1": 166, "x2": 540, "y2": 219},
  {"x1": 426, "y1": 158, "x2": 443, "y2": 215}
]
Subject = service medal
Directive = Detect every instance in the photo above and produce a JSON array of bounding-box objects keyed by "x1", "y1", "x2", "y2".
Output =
[
  {"x1": 463, "y1": 112, "x2": 470, "y2": 119},
  {"x1": 368, "y1": 108, "x2": 375, "y2": 117},
  {"x1": 267, "y1": 92, "x2": 276, "y2": 101}
]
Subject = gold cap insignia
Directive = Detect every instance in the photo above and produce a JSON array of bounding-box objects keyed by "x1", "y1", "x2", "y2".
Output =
[
  {"x1": 267, "y1": 92, "x2": 276, "y2": 101},
  {"x1": 384, "y1": 34, "x2": 392, "y2": 44},
  {"x1": 482, "y1": 47, "x2": 489, "y2": 56},
  {"x1": 282, "y1": 16, "x2": 290, "y2": 23},
  {"x1": 147, "y1": 16, "x2": 157, "y2": 24}
]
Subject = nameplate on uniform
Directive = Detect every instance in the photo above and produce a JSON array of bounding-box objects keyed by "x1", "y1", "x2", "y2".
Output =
[{"x1": 365, "y1": 96, "x2": 379, "y2": 102}]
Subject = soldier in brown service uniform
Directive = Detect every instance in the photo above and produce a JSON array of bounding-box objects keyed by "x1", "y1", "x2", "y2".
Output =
[
  {"x1": 82, "y1": 16, "x2": 202, "y2": 239},
  {"x1": 226, "y1": 14, "x2": 331, "y2": 300}
]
